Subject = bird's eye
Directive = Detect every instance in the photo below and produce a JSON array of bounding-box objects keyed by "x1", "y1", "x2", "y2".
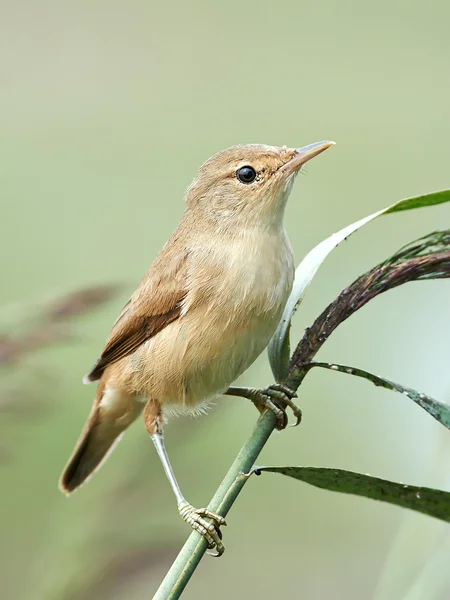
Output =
[{"x1": 236, "y1": 165, "x2": 257, "y2": 184}]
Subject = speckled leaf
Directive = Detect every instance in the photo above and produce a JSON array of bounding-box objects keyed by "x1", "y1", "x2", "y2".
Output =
[
  {"x1": 307, "y1": 361, "x2": 450, "y2": 429},
  {"x1": 268, "y1": 189, "x2": 450, "y2": 382},
  {"x1": 257, "y1": 467, "x2": 450, "y2": 523}
]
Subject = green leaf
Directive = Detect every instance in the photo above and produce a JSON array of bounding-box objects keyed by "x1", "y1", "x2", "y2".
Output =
[
  {"x1": 256, "y1": 467, "x2": 450, "y2": 523},
  {"x1": 268, "y1": 190, "x2": 450, "y2": 382},
  {"x1": 286, "y1": 231, "x2": 450, "y2": 383},
  {"x1": 306, "y1": 361, "x2": 450, "y2": 429},
  {"x1": 384, "y1": 189, "x2": 450, "y2": 213}
]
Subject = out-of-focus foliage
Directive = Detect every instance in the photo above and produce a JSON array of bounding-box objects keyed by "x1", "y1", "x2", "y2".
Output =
[
  {"x1": 1, "y1": 1, "x2": 449, "y2": 599},
  {"x1": 0, "y1": 286, "x2": 120, "y2": 458}
]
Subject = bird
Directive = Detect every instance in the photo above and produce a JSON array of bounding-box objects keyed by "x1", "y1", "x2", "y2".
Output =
[{"x1": 59, "y1": 140, "x2": 334, "y2": 555}]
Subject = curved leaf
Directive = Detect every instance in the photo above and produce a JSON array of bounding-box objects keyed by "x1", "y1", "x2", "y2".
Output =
[
  {"x1": 256, "y1": 467, "x2": 450, "y2": 523},
  {"x1": 286, "y1": 231, "x2": 450, "y2": 388},
  {"x1": 307, "y1": 361, "x2": 450, "y2": 429},
  {"x1": 268, "y1": 190, "x2": 450, "y2": 381}
]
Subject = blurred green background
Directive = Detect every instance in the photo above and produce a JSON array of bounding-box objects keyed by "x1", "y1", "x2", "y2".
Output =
[{"x1": 1, "y1": 1, "x2": 449, "y2": 598}]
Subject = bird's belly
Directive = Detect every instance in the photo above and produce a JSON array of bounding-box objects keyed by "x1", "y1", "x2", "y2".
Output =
[
  {"x1": 177, "y1": 312, "x2": 279, "y2": 406},
  {"x1": 125, "y1": 301, "x2": 285, "y2": 411},
  {"x1": 118, "y1": 231, "x2": 294, "y2": 412}
]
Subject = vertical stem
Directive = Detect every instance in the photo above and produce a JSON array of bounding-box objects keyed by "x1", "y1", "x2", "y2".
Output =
[{"x1": 153, "y1": 410, "x2": 277, "y2": 600}]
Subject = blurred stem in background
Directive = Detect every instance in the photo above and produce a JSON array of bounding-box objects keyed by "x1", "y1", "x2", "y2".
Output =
[{"x1": 0, "y1": 286, "x2": 120, "y2": 456}]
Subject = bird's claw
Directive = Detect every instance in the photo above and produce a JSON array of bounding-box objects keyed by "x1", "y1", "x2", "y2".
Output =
[
  {"x1": 178, "y1": 502, "x2": 226, "y2": 557},
  {"x1": 250, "y1": 383, "x2": 301, "y2": 430}
]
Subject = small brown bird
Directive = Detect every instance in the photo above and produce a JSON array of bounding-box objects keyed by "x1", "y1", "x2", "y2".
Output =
[{"x1": 59, "y1": 140, "x2": 334, "y2": 555}]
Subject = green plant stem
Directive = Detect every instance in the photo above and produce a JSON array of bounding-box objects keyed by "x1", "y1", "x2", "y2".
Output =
[
  {"x1": 153, "y1": 223, "x2": 450, "y2": 597},
  {"x1": 153, "y1": 409, "x2": 278, "y2": 600}
]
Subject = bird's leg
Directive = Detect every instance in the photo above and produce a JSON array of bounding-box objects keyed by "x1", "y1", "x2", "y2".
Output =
[
  {"x1": 143, "y1": 400, "x2": 226, "y2": 557},
  {"x1": 225, "y1": 383, "x2": 301, "y2": 430}
]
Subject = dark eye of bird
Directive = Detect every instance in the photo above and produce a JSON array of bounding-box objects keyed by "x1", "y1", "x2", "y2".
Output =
[{"x1": 236, "y1": 165, "x2": 257, "y2": 184}]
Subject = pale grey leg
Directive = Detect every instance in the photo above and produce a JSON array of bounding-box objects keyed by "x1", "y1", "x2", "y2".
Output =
[
  {"x1": 151, "y1": 432, "x2": 226, "y2": 556},
  {"x1": 151, "y1": 432, "x2": 185, "y2": 505}
]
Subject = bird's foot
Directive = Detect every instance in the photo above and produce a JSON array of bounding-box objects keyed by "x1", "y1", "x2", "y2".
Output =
[
  {"x1": 248, "y1": 383, "x2": 302, "y2": 430},
  {"x1": 178, "y1": 501, "x2": 227, "y2": 557}
]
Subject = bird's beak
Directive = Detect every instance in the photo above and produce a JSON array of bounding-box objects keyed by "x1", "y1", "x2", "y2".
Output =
[{"x1": 280, "y1": 140, "x2": 335, "y2": 176}]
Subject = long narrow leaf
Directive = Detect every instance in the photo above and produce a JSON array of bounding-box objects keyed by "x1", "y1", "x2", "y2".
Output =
[
  {"x1": 256, "y1": 467, "x2": 450, "y2": 523},
  {"x1": 287, "y1": 230, "x2": 450, "y2": 390},
  {"x1": 268, "y1": 190, "x2": 450, "y2": 381},
  {"x1": 306, "y1": 361, "x2": 450, "y2": 429}
]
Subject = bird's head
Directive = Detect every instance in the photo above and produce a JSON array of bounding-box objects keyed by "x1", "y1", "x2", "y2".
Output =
[{"x1": 185, "y1": 141, "x2": 335, "y2": 229}]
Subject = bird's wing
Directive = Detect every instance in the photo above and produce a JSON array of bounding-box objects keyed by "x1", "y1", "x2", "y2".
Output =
[{"x1": 85, "y1": 245, "x2": 188, "y2": 382}]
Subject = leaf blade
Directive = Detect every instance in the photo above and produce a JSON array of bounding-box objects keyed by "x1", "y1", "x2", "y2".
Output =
[
  {"x1": 384, "y1": 189, "x2": 450, "y2": 214},
  {"x1": 257, "y1": 466, "x2": 450, "y2": 523},
  {"x1": 268, "y1": 190, "x2": 450, "y2": 381},
  {"x1": 286, "y1": 231, "x2": 450, "y2": 385},
  {"x1": 307, "y1": 361, "x2": 450, "y2": 429}
]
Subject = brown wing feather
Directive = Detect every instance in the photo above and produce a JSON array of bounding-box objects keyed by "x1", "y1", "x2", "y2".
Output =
[{"x1": 85, "y1": 236, "x2": 188, "y2": 382}]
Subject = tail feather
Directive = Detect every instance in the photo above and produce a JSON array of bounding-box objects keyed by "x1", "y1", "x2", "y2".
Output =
[{"x1": 59, "y1": 383, "x2": 142, "y2": 494}]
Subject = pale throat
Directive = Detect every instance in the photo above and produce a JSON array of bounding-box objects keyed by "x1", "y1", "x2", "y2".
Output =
[{"x1": 258, "y1": 173, "x2": 297, "y2": 229}]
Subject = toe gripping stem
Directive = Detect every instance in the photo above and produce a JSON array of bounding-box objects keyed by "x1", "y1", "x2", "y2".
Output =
[
  {"x1": 178, "y1": 501, "x2": 227, "y2": 557},
  {"x1": 247, "y1": 383, "x2": 302, "y2": 430}
]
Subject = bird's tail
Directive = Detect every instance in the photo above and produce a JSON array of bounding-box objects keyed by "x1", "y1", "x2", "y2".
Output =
[{"x1": 59, "y1": 382, "x2": 142, "y2": 494}]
